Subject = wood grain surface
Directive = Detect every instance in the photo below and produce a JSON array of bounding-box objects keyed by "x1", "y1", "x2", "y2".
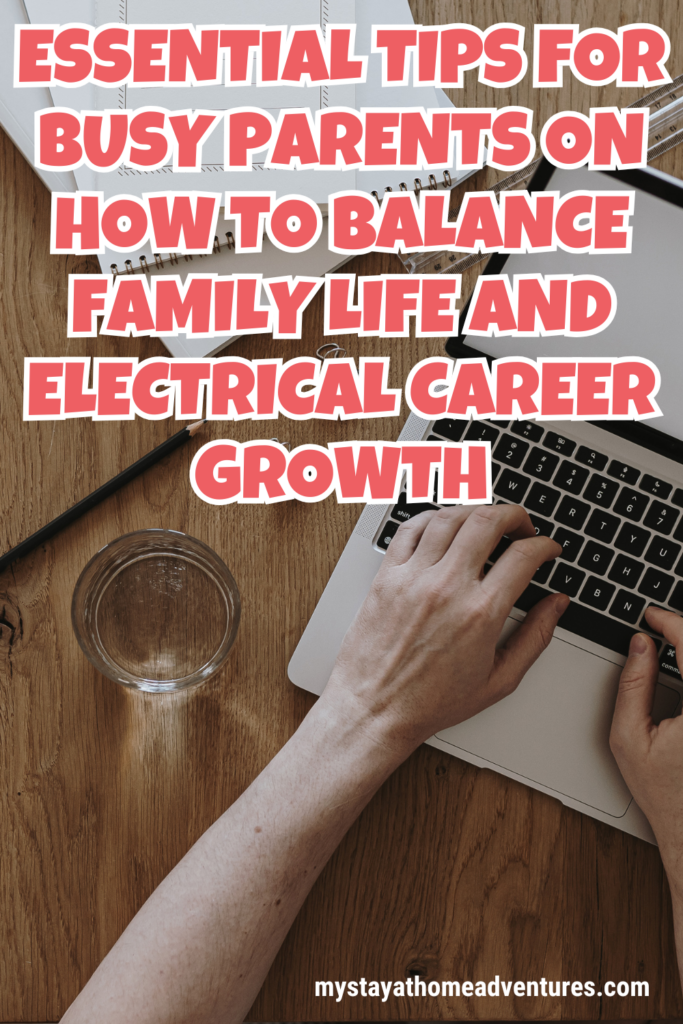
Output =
[{"x1": 1, "y1": 0, "x2": 683, "y2": 1019}]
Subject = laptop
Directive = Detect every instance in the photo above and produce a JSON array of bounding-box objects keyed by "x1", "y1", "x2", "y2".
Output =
[{"x1": 289, "y1": 160, "x2": 683, "y2": 845}]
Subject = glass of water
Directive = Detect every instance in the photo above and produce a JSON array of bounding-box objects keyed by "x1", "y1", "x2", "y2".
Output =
[{"x1": 72, "y1": 529, "x2": 240, "y2": 693}]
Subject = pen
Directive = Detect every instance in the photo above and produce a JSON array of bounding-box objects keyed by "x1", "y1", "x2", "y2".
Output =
[{"x1": 0, "y1": 419, "x2": 207, "y2": 575}]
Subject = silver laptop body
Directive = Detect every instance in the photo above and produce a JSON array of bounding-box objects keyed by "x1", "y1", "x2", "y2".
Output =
[{"x1": 289, "y1": 164, "x2": 683, "y2": 845}]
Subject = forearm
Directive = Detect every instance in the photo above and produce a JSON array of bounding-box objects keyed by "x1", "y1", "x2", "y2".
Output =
[
  {"x1": 660, "y1": 848, "x2": 683, "y2": 989},
  {"x1": 63, "y1": 692, "x2": 409, "y2": 1024},
  {"x1": 63, "y1": 504, "x2": 564, "y2": 1023}
]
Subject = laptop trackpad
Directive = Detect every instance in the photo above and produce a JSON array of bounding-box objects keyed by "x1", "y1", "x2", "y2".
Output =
[{"x1": 436, "y1": 620, "x2": 632, "y2": 817}]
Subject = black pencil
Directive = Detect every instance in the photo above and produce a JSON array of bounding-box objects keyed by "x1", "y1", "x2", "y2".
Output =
[{"x1": 0, "y1": 419, "x2": 207, "y2": 575}]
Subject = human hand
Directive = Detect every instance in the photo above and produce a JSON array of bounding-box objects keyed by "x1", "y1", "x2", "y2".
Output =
[
  {"x1": 320, "y1": 504, "x2": 568, "y2": 759},
  {"x1": 610, "y1": 608, "x2": 683, "y2": 874}
]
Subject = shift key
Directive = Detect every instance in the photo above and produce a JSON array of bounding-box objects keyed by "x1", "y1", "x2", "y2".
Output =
[{"x1": 391, "y1": 493, "x2": 438, "y2": 522}]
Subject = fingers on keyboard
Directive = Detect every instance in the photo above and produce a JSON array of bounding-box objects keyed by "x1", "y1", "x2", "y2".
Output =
[{"x1": 379, "y1": 421, "x2": 683, "y2": 647}]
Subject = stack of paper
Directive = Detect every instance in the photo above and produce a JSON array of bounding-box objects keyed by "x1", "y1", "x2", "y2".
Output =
[{"x1": 6, "y1": 0, "x2": 472, "y2": 355}]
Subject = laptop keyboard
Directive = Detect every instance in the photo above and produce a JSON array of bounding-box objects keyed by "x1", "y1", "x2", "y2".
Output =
[{"x1": 376, "y1": 417, "x2": 683, "y2": 682}]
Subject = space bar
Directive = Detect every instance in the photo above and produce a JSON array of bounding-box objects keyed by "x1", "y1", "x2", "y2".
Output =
[{"x1": 514, "y1": 584, "x2": 636, "y2": 657}]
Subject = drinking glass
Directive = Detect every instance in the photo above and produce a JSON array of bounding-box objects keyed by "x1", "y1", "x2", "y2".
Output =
[{"x1": 72, "y1": 529, "x2": 240, "y2": 692}]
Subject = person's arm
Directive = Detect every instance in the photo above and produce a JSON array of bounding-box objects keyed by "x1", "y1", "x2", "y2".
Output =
[
  {"x1": 63, "y1": 504, "x2": 567, "y2": 1024},
  {"x1": 610, "y1": 607, "x2": 683, "y2": 987}
]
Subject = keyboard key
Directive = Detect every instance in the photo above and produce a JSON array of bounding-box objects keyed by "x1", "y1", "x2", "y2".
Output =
[
  {"x1": 554, "y1": 495, "x2": 590, "y2": 530},
  {"x1": 436, "y1": 468, "x2": 473, "y2": 505},
  {"x1": 639, "y1": 604, "x2": 665, "y2": 635},
  {"x1": 639, "y1": 567, "x2": 674, "y2": 601},
  {"x1": 427, "y1": 435, "x2": 441, "y2": 441},
  {"x1": 673, "y1": 488, "x2": 683, "y2": 509},
  {"x1": 553, "y1": 461, "x2": 590, "y2": 495},
  {"x1": 673, "y1": 519, "x2": 683, "y2": 544},
  {"x1": 644, "y1": 536, "x2": 681, "y2": 571},
  {"x1": 492, "y1": 434, "x2": 529, "y2": 468},
  {"x1": 514, "y1": 582, "x2": 551, "y2": 612},
  {"x1": 643, "y1": 501, "x2": 679, "y2": 536},
  {"x1": 377, "y1": 520, "x2": 398, "y2": 549},
  {"x1": 610, "y1": 589, "x2": 646, "y2": 625},
  {"x1": 614, "y1": 488, "x2": 649, "y2": 522},
  {"x1": 465, "y1": 421, "x2": 500, "y2": 443},
  {"x1": 608, "y1": 554, "x2": 645, "y2": 589},
  {"x1": 494, "y1": 469, "x2": 530, "y2": 503},
  {"x1": 491, "y1": 463, "x2": 501, "y2": 482},
  {"x1": 543, "y1": 432, "x2": 576, "y2": 456},
  {"x1": 529, "y1": 514, "x2": 554, "y2": 537},
  {"x1": 615, "y1": 523, "x2": 650, "y2": 557},
  {"x1": 490, "y1": 536, "x2": 512, "y2": 562},
  {"x1": 580, "y1": 576, "x2": 616, "y2": 611},
  {"x1": 584, "y1": 508, "x2": 620, "y2": 543},
  {"x1": 557, "y1": 601, "x2": 637, "y2": 656},
  {"x1": 533, "y1": 560, "x2": 554, "y2": 584},
  {"x1": 391, "y1": 493, "x2": 439, "y2": 523},
  {"x1": 523, "y1": 447, "x2": 559, "y2": 482},
  {"x1": 549, "y1": 563, "x2": 585, "y2": 597},
  {"x1": 511, "y1": 420, "x2": 543, "y2": 442},
  {"x1": 524, "y1": 482, "x2": 560, "y2": 517},
  {"x1": 433, "y1": 418, "x2": 467, "y2": 442},
  {"x1": 669, "y1": 581, "x2": 683, "y2": 611},
  {"x1": 660, "y1": 643, "x2": 682, "y2": 681},
  {"x1": 553, "y1": 527, "x2": 584, "y2": 562},
  {"x1": 583, "y1": 474, "x2": 619, "y2": 508},
  {"x1": 514, "y1": 586, "x2": 638, "y2": 656},
  {"x1": 640, "y1": 475, "x2": 672, "y2": 499},
  {"x1": 432, "y1": 472, "x2": 441, "y2": 501},
  {"x1": 608, "y1": 460, "x2": 640, "y2": 485},
  {"x1": 575, "y1": 446, "x2": 608, "y2": 471},
  {"x1": 578, "y1": 541, "x2": 614, "y2": 575}
]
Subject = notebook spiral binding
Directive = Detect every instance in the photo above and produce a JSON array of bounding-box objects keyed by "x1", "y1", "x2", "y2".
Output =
[
  {"x1": 110, "y1": 231, "x2": 235, "y2": 278},
  {"x1": 370, "y1": 168, "x2": 452, "y2": 202},
  {"x1": 107, "y1": 170, "x2": 455, "y2": 277}
]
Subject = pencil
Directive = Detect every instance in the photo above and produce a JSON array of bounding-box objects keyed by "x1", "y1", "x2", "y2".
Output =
[{"x1": 0, "y1": 419, "x2": 208, "y2": 575}]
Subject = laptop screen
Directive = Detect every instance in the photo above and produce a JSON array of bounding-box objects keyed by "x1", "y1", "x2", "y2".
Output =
[{"x1": 462, "y1": 165, "x2": 683, "y2": 445}]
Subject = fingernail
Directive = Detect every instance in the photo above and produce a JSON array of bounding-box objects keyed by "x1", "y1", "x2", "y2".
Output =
[
  {"x1": 554, "y1": 593, "x2": 570, "y2": 614},
  {"x1": 630, "y1": 633, "x2": 649, "y2": 655}
]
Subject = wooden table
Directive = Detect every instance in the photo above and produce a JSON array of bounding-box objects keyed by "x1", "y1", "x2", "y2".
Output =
[{"x1": 2, "y1": 1, "x2": 683, "y2": 1019}]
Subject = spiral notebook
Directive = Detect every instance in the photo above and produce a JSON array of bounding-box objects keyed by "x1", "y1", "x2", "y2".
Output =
[{"x1": 21, "y1": 0, "x2": 473, "y2": 356}]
